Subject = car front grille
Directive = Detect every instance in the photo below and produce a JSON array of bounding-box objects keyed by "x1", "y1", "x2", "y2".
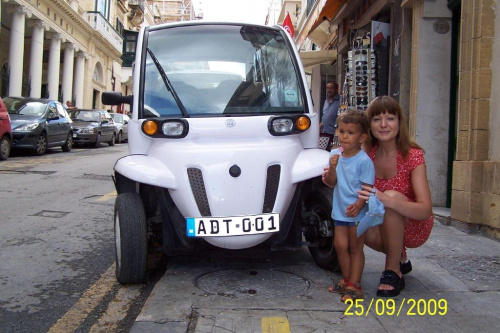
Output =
[
  {"x1": 187, "y1": 168, "x2": 212, "y2": 217},
  {"x1": 263, "y1": 165, "x2": 281, "y2": 213},
  {"x1": 187, "y1": 165, "x2": 281, "y2": 217}
]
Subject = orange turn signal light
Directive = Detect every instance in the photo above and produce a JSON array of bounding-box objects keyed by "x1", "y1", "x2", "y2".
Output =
[
  {"x1": 143, "y1": 120, "x2": 158, "y2": 136},
  {"x1": 295, "y1": 116, "x2": 311, "y2": 131}
]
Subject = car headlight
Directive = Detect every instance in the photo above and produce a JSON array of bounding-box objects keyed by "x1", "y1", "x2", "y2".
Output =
[
  {"x1": 81, "y1": 127, "x2": 95, "y2": 134},
  {"x1": 142, "y1": 119, "x2": 189, "y2": 138},
  {"x1": 268, "y1": 115, "x2": 311, "y2": 136},
  {"x1": 16, "y1": 122, "x2": 39, "y2": 132}
]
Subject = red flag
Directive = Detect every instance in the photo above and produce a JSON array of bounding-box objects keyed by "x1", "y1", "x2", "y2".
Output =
[{"x1": 282, "y1": 13, "x2": 295, "y2": 38}]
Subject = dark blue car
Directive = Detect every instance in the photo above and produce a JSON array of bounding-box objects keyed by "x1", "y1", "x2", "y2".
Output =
[{"x1": 3, "y1": 97, "x2": 73, "y2": 155}]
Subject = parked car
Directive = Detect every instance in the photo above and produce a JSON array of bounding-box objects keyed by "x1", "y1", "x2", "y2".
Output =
[
  {"x1": 3, "y1": 97, "x2": 73, "y2": 155},
  {"x1": 109, "y1": 112, "x2": 129, "y2": 143},
  {"x1": 69, "y1": 109, "x2": 116, "y2": 148},
  {"x1": 0, "y1": 97, "x2": 12, "y2": 160},
  {"x1": 102, "y1": 22, "x2": 335, "y2": 284}
]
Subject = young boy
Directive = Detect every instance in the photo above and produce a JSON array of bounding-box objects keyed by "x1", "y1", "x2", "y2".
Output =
[{"x1": 323, "y1": 110, "x2": 375, "y2": 302}]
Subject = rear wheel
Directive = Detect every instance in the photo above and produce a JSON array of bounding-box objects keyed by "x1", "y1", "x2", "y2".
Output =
[
  {"x1": 61, "y1": 132, "x2": 72, "y2": 152},
  {"x1": 303, "y1": 185, "x2": 339, "y2": 272},
  {"x1": 114, "y1": 193, "x2": 148, "y2": 284},
  {"x1": 34, "y1": 133, "x2": 47, "y2": 156},
  {"x1": 0, "y1": 136, "x2": 11, "y2": 160}
]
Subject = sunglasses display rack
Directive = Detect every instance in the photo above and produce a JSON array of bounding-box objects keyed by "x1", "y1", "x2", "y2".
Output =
[{"x1": 349, "y1": 48, "x2": 376, "y2": 111}]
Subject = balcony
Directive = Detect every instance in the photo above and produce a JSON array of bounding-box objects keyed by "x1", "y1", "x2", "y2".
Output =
[
  {"x1": 128, "y1": 0, "x2": 146, "y2": 13},
  {"x1": 86, "y1": 12, "x2": 124, "y2": 53}
]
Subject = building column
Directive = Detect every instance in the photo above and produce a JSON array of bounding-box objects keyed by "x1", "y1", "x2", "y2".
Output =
[
  {"x1": 29, "y1": 20, "x2": 48, "y2": 98},
  {"x1": 74, "y1": 51, "x2": 86, "y2": 108},
  {"x1": 61, "y1": 43, "x2": 75, "y2": 103},
  {"x1": 47, "y1": 33, "x2": 63, "y2": 100},
  {"x1": 8, "y1": 6, "x2": 31, "y2": 96}
]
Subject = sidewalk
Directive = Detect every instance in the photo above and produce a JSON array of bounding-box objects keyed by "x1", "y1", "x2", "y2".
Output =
[{"x1": 132, "y1": 208, "x2": 500, "y2": 333}]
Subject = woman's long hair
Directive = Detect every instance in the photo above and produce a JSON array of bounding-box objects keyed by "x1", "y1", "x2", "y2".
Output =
[{"x1": 364, "y1": 96, "x2": 422, "y2": 157}]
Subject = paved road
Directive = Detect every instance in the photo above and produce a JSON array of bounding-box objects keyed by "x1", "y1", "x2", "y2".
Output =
[{"x1": 0, "y1": 144, "x2": 162, "y2": 333}]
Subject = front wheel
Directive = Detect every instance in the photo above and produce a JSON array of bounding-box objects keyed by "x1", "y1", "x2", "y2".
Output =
[
  {"x1": 93, "y1": 133, "x2": 101, "y2": 148},
  {"x1": 0, "y1": 136, "x2": 11, "y2": 160},
  {"x1": 109, "y1": 133, "x2": 115, "y2": 146},
  {"x1": 114, "y1": 193, "x2": 148, "y2": 284},
  {"x1": 34, "y1": 133, "x2": 47, "y2": 156},
  {"x1": 303, "y1": 185, "x2": 339, "y2": 272},
  {"x1": 61, "y1": 133, "x2": 72, "y2": 152}
]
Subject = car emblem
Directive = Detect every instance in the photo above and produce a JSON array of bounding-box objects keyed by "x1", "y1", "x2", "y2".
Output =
[{"x1": 225, "y1": 119, "x2": 236, "y2": 127}]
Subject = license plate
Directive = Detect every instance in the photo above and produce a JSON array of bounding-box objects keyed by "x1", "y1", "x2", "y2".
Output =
[
  {"x1": 73, "y1": 134, "x2": 77, "y2": 138},
  {"x1": 186, "y1": 213, "x2": 279, "y2": 237}
]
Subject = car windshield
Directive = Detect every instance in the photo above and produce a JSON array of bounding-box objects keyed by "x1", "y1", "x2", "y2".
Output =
[
  {"x1": 110, "y1": 114, "x2": 123, "y2": 122},
  {"x1": 4, "y1": 98, "x2": 47, "y2": 117},
  {"x1": 142, "y1": 24, "x2": 305, "y2": 118},
  {"x1": 70, "y1": 110, "x2": 100, "y2": 122}
]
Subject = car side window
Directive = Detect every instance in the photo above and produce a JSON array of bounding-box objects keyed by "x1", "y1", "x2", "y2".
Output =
[
  {"x1": 56, "y1": 104, "x2": 68, "y2": 118},
  {"x1": 48, "y1": 103, "x2": 58, "y2": 118}
]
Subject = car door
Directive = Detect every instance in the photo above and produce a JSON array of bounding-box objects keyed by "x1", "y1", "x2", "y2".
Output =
[
  {"x1": 56, "y1": 103, "x2": 72, "y2": 141},
  {"x1": 46, "y1": 102, "x2": 63, "y2": 144},
  {"x1": 122, "y1": 114, "x2": 129, "y2": 140}
]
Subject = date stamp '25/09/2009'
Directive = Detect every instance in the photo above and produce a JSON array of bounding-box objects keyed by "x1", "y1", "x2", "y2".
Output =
[{"x1": 344, "y1": 298, "x2": 448, "y2": 316}]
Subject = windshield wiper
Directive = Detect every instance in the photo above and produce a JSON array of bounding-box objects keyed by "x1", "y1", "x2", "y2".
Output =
[{"x1": 146, "y1": 48, "x2": 189, "y2": 118}]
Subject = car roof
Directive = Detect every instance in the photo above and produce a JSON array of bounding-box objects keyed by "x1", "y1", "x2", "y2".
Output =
[{"x1": 3, "y1": 96, "x2": 58, "y2": 103}]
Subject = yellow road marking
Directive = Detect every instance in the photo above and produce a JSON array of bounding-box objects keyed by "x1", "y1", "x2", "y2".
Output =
[
  {"x1": 89, "y1": 284, "x2": 143, "y2": 333},
  {"x1": 261, "y1": 317, "x2": 291, "y2": 333},
  {"x1": 48, "y1": 264, "x2": 116, "y2": 333},
  {"x1": 96, "y1": 190, "x2": 117, "y2": 202}
]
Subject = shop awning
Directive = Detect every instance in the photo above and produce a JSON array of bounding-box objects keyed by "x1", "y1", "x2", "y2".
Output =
[
  {"x1": 299, "y1": 49, "x2": 338, "y2": 74},
  {"x1": 295, "y1": 0, "x2": 348, "y2": 49}
]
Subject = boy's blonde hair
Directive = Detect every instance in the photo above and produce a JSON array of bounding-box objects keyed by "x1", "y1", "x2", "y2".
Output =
[{"x1": 336, "y1": 109, "x2": 369, "y2": 134}]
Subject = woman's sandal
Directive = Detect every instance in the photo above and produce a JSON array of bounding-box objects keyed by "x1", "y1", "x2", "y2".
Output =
[
  {"x1": 400, "y1": 260, "x2": 412, "y2": 275},
  {"x1": 376, "y1": 270, "x2": 405, "y2": 297},
  {"x1": 341, "y1": 285, "x2": 363, "y2": 302},
  {"x1": 328, "y1": 278, "x2": 347, "y2": 294}
]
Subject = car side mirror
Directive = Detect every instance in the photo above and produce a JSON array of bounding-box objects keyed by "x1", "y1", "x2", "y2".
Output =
[{"x1": 102, "y1": 92, "x2": 133, "y2": 106}]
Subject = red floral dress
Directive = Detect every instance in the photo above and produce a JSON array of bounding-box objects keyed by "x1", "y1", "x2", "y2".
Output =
[{"x1": 368, "y1": 145, "x2": 434, "y2": 255}]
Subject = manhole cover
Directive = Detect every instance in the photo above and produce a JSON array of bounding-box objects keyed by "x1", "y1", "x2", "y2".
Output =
[{"x1": 195, "y1": 269, "x2": 310, "y2": 299}]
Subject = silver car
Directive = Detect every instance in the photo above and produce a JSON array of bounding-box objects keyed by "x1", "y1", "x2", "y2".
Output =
[{"x1": 109, "y1": 113, "x2": 129, "y2": 143}]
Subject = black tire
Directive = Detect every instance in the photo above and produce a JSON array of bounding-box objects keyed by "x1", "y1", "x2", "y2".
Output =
[
  {"x1": 34, "y1": 133, "x2": 47, "y2": 156},
  {"x1": 116, "y1": 131, "x2": 122, "y2": 144},
  {"x1": 61, "y1": 132, "x2": 72, "y2": 152},
  {"x1": 304, "y1": 185, "x2": 339, "y2": 272},
  {"x1": 0, "y1": 136, "x2": 11, "y2": 160},
  {"x1": 114, "y1": 193, "x2": 148, "y2": 284},
  {"x1": 109, "y1": 133, "x2": 116, "y2": 146},
  {"x1": 93, "y1": 133, "x2": 101, "y2": 148}
]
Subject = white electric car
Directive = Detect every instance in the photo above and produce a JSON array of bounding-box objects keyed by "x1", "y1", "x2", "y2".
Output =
[{"x1": 103, "y1": 22, "x2": 338, "y2": 283}]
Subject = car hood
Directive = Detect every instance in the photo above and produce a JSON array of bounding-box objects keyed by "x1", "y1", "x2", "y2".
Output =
[
  {"x1": 9, "y1": 114, "x2": 42, "y2": 126},
  {"x1": 71, "y1": 120, "x2": 99, "y2": 128}
]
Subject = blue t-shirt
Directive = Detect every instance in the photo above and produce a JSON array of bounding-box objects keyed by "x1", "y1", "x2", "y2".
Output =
[{"x1": 330, "y1": 148, "x2": 375, "y2": 223}]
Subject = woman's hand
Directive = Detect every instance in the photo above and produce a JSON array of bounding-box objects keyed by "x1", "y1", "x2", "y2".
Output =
[{"x1": 358, "y1": 184, "x2": 375, "y2": 202}]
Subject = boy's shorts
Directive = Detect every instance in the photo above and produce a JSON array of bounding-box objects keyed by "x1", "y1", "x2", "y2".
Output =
[{"x1": 334, "y1": 220, "x2": 359, "y2": 227}]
